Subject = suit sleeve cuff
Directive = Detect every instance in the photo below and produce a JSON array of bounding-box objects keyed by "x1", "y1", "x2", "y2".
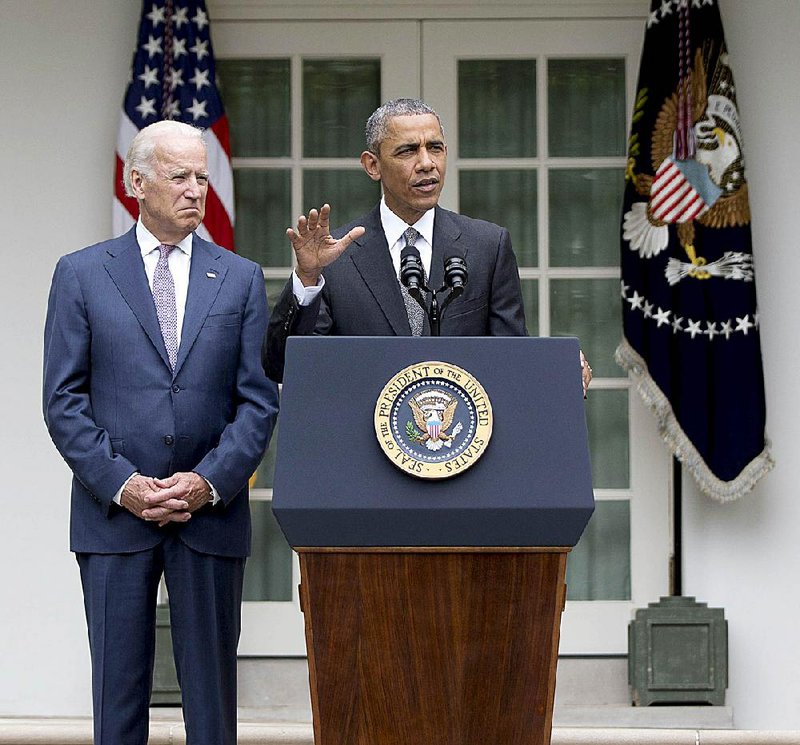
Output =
[
  {"x1": 201, "y1": 475, "x2": 221, "y2": 506},
  {"x1": 113, "y1": 472, "x2": 139, "y2": 505}
]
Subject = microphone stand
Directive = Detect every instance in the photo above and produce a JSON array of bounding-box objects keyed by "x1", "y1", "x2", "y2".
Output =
[
  {"x1": 428, "y1": 291, "x2": 440, "y2": 336},
  {"x1": 400, "y1": 249, "x2": 468, "y2": 337}
]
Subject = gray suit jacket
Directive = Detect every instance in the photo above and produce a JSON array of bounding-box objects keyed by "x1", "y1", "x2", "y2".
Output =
[{"x1": 263, "y1": 205, "x2": 527, "y2": 382}]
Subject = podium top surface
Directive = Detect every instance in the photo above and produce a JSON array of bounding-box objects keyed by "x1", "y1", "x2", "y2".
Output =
[{"x1": 272, "y1": 336, "x2": 594, "y2": 547}]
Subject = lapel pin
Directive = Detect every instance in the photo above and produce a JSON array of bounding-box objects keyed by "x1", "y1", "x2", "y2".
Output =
[{"x1": 206, "y1": 271, "x2": 217, "y2": 279}]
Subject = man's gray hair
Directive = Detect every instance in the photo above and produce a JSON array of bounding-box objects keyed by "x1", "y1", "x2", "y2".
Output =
[
  {"x1": 123, "y1": 120, "x2": 206, "y2": 197},
  {"x1": 365, "y1": 99, "x2": 443, "y2": 155}
]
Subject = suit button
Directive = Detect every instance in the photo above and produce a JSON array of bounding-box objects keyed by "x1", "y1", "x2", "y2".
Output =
[
  {"x1": 172, "y1": 384, "x2": 181, "y2": 393},
  {"x1": 164, "y1": 435, "x2": 174, "y2": 446}
]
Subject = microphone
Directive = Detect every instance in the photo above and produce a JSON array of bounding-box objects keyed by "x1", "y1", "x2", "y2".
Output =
[
  {"x1": 443, "y1": 247, "x2": 468, "y2": 296},
  {"x1": 400, "y1": 245, "x2": 425, "y2": 293}
]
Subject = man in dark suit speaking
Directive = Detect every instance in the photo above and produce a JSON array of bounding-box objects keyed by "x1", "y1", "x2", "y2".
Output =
[
  {"x1": 43, "y1": 120, "x2": 278, "y2": 745},
  {"x1": 263, "y1": 99, "x2": 600, "y2": 389}
]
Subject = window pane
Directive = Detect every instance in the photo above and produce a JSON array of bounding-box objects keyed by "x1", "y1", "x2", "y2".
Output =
[
  {"x1": 459, "y1": 170, "x2": 538, "y2": 267},
  {"x1": 234, "y1": 169, "x2": 291, "y2": 267},
  {"x1": 303, "y1": 59, "x2": 380, "y2": 158},
  {"x1": 265, "y1": 278, "x2": 287, "y2": 316},
  {"x1": 519, "y1": 279, "x2": 538, "y2": 336},
  {"x1": 548, "y1": 58, "x2": 625, "y2": 157},
  {"x1": 243, "y1": 500, "x2": 293, "y2": 601},
  {"x1": 458, "y1": 60, "x2": 537, "y2": 158},
  {"x1": 585, "y1": 389, "x2": 630, "y2": 489},
  {"x1": 550, "y1": 278, "x2": 620, "y2": 378},
  {"x1": 549, "y1": 168, "x2": 623, "y2": 267},
  {"x1": 217, "y1": 59, "x2": 290, "y2": 158},
  {"x1": 566, "y1": 499, "x2": 630, "y2": 600},
  {"x1": 303, "y1": 170, "x2": 381, "y2": 228}
]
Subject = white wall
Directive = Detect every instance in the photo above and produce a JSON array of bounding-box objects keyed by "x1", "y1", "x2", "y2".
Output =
[
  {"x1": 2, "y1": 0, "x2": 800, "y2": 728},
  {"x1": 0, "y1": 0, "x2": 140, "y2": 716},
  {"x1": 681, "y1": 0, "x2": 800, "y2": 730}
]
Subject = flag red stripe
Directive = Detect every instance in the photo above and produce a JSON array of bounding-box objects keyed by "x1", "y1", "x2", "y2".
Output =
[
  {"x1": 651, "y1": 168, "x2": 684, "y2": 209},
  {"x1": 210, "y1": 116, "x2": 231, "y2": 155},
  {"x1": 671, "y1": 193, "x2": 706, "y2": 222},
  {"x1": 114, "y1": 155, "x2": 139, "y2": 221},
  {"x1": 205, "y1": 185, "x2": 235, "y2": 251}
]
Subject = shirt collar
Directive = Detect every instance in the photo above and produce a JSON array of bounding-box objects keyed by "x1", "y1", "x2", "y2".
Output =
[
  {"x1": 380, "y1": 197, "x2": 435, "y2": 249},
  {"x1": 136, "y1": 220, "x2": 194, "y2": 259}
]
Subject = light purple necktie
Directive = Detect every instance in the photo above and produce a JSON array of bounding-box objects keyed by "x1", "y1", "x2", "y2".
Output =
[{"x1": 153, "y1": 244, "x2": 178, "y2": 369}]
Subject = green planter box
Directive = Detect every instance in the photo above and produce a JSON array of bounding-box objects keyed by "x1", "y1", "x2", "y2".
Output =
[{"x1": 628, "y1": 596, "x2": 727, "y2": 706}]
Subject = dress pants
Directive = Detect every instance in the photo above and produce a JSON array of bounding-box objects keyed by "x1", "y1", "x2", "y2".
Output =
[{"x1": 77, "y1": 533, "x2": 245, "y2": 745}]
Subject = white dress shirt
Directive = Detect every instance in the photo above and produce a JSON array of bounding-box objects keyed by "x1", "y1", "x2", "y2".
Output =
[
  {"x1": 137, "y1": 221, "x2": 192, "y2": 347},
  {"x1": 380, "y1": 199, "x2": 434, "y2": 280}
]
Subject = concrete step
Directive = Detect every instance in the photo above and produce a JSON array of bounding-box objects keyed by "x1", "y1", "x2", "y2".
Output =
[{"x1": 2, "y1": 718, "x2": 799, "y2": 745}]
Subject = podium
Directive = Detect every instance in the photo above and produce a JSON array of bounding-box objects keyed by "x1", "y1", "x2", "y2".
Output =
[{"x1": 272, "y1": 336, "x2": 594, "y2": 745}]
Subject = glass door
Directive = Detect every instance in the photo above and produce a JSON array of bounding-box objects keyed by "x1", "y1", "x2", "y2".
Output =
[
  {"x1": 213, "y1": 14, "x2": 671, "y2": 657},
  {"x1": 213, "y1": 20, "x2": 421, "y2": 655},
  {"x1": 423, "y1": 18, "x2": 671, "y2": 654}
]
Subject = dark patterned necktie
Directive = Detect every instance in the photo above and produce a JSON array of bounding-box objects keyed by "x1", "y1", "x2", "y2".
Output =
[
  {"x1": 400, "y1": 227, "x2": 426, "y2": 336},
  {"x1": 153, "y1": 244, "x2": 178, "y2": 369}
]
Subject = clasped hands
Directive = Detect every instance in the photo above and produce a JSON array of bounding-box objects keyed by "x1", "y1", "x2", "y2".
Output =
[{"x1": 121, "y1": 472, "x2": 211, "y2": 527}]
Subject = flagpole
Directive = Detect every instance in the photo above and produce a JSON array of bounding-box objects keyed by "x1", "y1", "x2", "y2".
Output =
[{"x1": 671, "y1": 457, "x2": 682, "y2": 596}]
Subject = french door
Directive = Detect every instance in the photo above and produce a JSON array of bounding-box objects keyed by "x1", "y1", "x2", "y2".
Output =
[{"x1": 213, "y1": 13, "x2": 670, "y2": 657}]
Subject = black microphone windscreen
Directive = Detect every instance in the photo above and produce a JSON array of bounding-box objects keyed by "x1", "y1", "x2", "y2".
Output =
[
  {"x1": 401, "y1": 245, "x2": 422, "y2": 261},
  {"x1": 443, "y1": 246, "x2": 465, "y2": 260},
  {"x1": 443, "y1": 247, "x2": 468, "y2": 290},
  {"x1": 400, "y1": 245, "x2": 425, "y2": 290}
]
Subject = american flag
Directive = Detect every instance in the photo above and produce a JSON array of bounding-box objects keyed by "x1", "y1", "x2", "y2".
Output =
[{"x1": 113, "y1": 0, "x2": 235, "y2": 249}]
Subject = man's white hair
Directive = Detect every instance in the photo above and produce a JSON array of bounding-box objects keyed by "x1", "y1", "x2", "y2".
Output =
[{"x1": 123, "y1": 120, "x2": 206, "y2": 197}]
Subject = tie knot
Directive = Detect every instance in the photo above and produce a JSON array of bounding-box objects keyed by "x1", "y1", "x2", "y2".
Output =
[
  {"x1": 403, "y1": 227, "x2": 419, "y2": 248},
  {"x1": 159, "y1": 243, "x2": 175, "y2": 259}
]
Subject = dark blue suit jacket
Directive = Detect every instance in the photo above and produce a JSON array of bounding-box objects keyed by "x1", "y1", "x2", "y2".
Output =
[
  {"x1": 263, "y1": 205, "x2": 528, "y2": 382},
  {"x1": 44, "y1": 228, "x2": 278, "y2": 558}
]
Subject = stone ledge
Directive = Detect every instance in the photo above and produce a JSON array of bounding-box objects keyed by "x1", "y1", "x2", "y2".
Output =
[
  {"x1": 0, "y1": 719, "x2": 311, "y2": 745},
  {"x1": 554, "y1": 705, "x2": 734, "y2": 729},
  {"x1": 2, "y1": 719, "x2": 799, "y2": 745}
]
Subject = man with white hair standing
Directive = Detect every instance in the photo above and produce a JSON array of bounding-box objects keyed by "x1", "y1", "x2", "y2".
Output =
[{"x1": 43, "y1": 120, "x2": 278, "y2": 745}]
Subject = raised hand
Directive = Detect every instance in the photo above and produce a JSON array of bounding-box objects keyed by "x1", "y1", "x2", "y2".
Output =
[
  {"x1": 288, "y1": 203, "x2": 365, "y2": 287},
  {"x1": 580, "y1": 350, "x2": 593, "y2": 398}
]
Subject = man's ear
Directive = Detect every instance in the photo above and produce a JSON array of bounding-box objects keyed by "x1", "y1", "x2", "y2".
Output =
[
  {"x1": 360, "y1": 151, "x2": 381, "y2": 182},
  {"x1": 130, "y1": 169, "x2": 147, "y2": 199}
]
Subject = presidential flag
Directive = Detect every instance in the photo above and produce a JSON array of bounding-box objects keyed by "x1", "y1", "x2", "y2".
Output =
[
  {"x1": 615, "y1": 0, "x2": 773, "y2": 501},
  {"x1": 113, "y1": 0, "x2": 235, "y2": 249}
]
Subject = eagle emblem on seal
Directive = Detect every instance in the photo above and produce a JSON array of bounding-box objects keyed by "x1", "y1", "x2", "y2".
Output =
[{"x1": 406, "y1": 389, "x2": 464, "y2": 452}]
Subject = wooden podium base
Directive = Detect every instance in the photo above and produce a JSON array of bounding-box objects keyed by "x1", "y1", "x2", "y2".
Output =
[{"x1": 297, "y1": 547, "x2": 568, "y2": 745}]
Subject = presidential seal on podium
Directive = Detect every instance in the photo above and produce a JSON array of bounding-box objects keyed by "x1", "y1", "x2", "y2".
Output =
[{"x1": 374, "y1": 360, "x2": 493, "y2": 479}]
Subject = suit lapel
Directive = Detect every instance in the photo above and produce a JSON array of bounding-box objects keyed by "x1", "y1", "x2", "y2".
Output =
[
  {"x1": 349, "y1": 206, "x2": 411, "y2": 335},
  {"x1": 431, "y1": 207, "x2": 464, "y2": 293},
  {"x1": 104, "y1": 228, "x2": 173, "y2": 372},
  {"x1": 175, "y1": 235, "x2": 228, "y2": 375}
]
